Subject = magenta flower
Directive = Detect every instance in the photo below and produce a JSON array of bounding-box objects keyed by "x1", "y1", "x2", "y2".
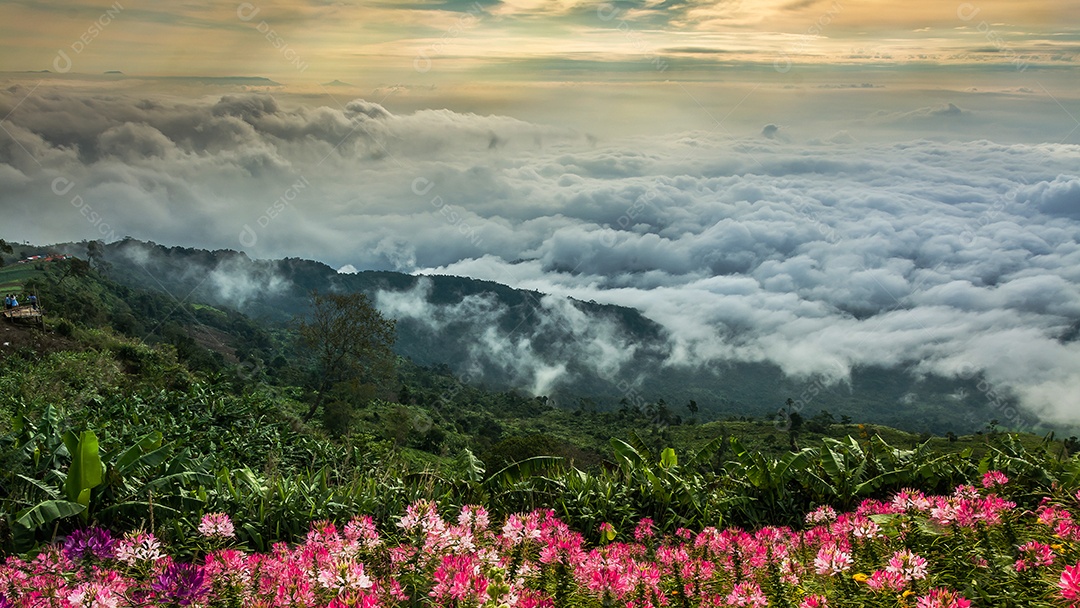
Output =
[
  {"x1": 915, "y1": 587, "x2": 972, "y2": 608},
  {"x1": 430, "y1": 554, "x2": 488, "y2": 603},
  {"x1": 1060, "y1": 562, "x2": 1080, "y2": 602},
  {"x1": 799, "y1": 595, "x2": 828, "y2": 608},
  {"x1": 633, "y1": 518, "x2": 656, "y2": 541},
  {"x1": 152, "y1": 562, "x2": 207, "y2": 606},
  {"x1": 725, "y1": 581, "x2": 767, "y2": 607},
  {"x1": 981, "y1": 470, "x2": 1009, "y2": 488},
  {"x1": 865, "y1": 569, "x2": 907, "y2": 593},
  {"x1": 1015, "y1": 541, "x2": 1054, "y2": 572},
  {"x1": 63, "y1": 527, "x2": 116, "y2": 562}
]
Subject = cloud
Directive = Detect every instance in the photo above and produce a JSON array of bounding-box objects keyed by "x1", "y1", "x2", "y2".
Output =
[
  {"x1": 375, "y1": 277, "x2": 641, "y2": 395},
  {"x1": 3, "y1": 84, "x2": 1080, "y2": 425},
  {"x1": 1018, "y1": 176, "x2": 1080, "y2": 218}
]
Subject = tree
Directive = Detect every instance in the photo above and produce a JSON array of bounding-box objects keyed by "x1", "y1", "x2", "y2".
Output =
[
  {"x1": 0, "y1": 238, "x2": 12, "y2": 267},
  {"x1": 55, "y1": 258, "x2": 91, "y2": 286},
  {"x1": 787, "y1": 411, "x2": 803, "y2": 451},
  {"x1": 297, "y1": 291, "x2": 396, "y2": 422},
  {"x1": 86, "y1": 240, "x2": 110, "y2": 273},
  {"x1": 807, "y1": 409, "x2": 836, "y2": 433}
]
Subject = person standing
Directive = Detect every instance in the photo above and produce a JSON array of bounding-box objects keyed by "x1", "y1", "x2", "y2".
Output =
[{"x1": 28, "y1": 294, "x2": 38, "y2": 309}]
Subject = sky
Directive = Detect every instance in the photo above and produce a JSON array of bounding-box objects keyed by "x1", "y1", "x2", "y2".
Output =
[{"x1": 1, "y1": 0, "x2": 1079, "y2": 425}]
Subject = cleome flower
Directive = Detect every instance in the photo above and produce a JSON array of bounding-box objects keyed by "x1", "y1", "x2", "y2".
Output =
[
  {"x1": 865, "y1": 569, "x2": 907, "y2": 593},
  {"x1": 1060, "y1": 562, "x2": 1080, "y2": 603},
  {"x1": 805, "y1": 505, "x2": 838, "y2": 525},
  {"x1": 198, "y1": 513, "x2": 236, "y2": 540},
  {"x1": 915, "y1": 587, "x2": 972, "y2": 608},
  {"x1": 981, "y1": 470, "x2": 1009, "y2": 488},
  {"x1": 63, "y1": 528, "x2": 116, "y2": 562},
  {"x1": 813, "y1": 544, "x2": 853, "y2": 576},
  {"x1": 886, "y1": 549, "x2": 928, "y2": 581},
  {"x1": 1015, "y1": 541, "x2": 1055, "y2": 572},
  {"x1": 114, "y1": 531, "x2": 165, "y2": 567}
]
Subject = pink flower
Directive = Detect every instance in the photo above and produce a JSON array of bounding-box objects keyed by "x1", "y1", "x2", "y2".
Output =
[
  {"x1": 344, "y1": 515, "x2": 382, "y2": 549},
  {"x1": 67, "y1": 581, "x2": 123, "y2": 608},
  {"x1": 1015, "y1": 541, "x2": 1054, "y2": 572},
  {"x1": 634, "y1": 518, "x2": 656, "y2": 541},
  {"x1": 892, "y1": 488, "x2": 931, "y2": 512},
  {"x1": 198, "y1": 513, "x2": 235, "y2": 540},
  {"x1": 1060, "y1": 562, "x2": 1080, "y2": 602},
  {"x1": 865, "y1": 569, "x2": 907, "y2": 592},
  {"x1": 799, "y1": 595, "x2": 828, "y2": 608},
  {"x1": 916, "y1": 587, "x2": 972, "y2": 608},
  {"x1": 981, "y1": 470, "x2": 1009, "y2": 488},
  {"x1": 851, "y1": 516, "x2": 882, "y2": 540},
  {"x1": 805, "y1": 505, "x2": 838, "y2": 525},
  {"x1": 725, "y1": 581, "x2": 767, "y2": 607},
  {"x1": 317, "y1": 560, "x2": 373, "y2": 594},
  {"x1": 430, "y1": 554, "x2": 488, "y2": 603},
  {"x1": 813, "y1": 545, "x2": 853, "y2": 576},
  {"x1": 886, "y1": 549, "x2": 928, "y2": 581},
  {"x1": 458, "y1": 505, "x2": 490, "y2": 531}
]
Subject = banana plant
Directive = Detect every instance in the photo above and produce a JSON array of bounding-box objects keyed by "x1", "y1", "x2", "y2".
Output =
[
  {"x1": 608, "y1": 437, "x2": 716, "y2": 528},
  {"x1": 9, "y1": 429, "x2": 103, "y2": 551},
  {"x1": 721, "y1": 437, "x2": 817, "y2": 526}
]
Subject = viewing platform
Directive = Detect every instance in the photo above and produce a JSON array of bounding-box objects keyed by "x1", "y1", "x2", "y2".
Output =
[{"x1": 2, "y1": 305, "x2": 44, "y2": 328}]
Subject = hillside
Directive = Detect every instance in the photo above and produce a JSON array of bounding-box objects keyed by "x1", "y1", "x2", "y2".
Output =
[
  {"x1": 43, "y1": 238, "x2": 1046, "y2": 436},
  {"x1": 0, "y1": 249, "x2": 1077, "y2": 557}
]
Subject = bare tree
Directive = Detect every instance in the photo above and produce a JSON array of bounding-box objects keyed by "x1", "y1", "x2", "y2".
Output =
[{"x1": 297, "y1": 291, "x2": 396, "y2": 422}]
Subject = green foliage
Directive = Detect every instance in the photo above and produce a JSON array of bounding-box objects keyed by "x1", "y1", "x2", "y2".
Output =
[
  {"x1": 63, "y1": 430, "x2": 103, "y2": 514},
  {"x1": 1, "y1": 244, "x2": 1075, "y2": 558},
  {"x1": 297, "y1": 291, "x2": 397, "y2": 423}
]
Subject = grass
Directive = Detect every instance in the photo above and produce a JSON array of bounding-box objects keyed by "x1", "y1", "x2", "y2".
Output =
[{"x1": 0, "y1": 264, "x2": 44, "y2": 293}]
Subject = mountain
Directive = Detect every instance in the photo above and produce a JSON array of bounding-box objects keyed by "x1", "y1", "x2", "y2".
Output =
[{"x1": 79, "y1": 238, "x2": 1035, "y2": 434}]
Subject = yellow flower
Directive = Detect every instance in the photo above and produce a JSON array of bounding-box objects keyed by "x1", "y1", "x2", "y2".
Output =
[
  {"x1": 902, "y1": 590, "x2": 916, "y2": 598},
  {"x1": 1052, "y1": 544, "x2": 1065, "y2": 551},
  {"x1": 852, "y1": 573, "x2": 869, "y2": 583}
]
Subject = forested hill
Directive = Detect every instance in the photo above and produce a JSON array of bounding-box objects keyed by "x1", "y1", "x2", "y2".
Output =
[{"x1": 38, "y1": 238, "x2": 1040, "y2": 434}]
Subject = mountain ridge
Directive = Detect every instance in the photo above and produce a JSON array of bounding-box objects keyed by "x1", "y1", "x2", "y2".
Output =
[{"x1": 40, "y1": 237, "x2": 1042, "y2": 435}]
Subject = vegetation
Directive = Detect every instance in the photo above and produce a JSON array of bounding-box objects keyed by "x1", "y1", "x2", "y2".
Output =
[
  {"x1": 4, "y1": 477, "x2": 1080, "y2": 607},
  {"x1": 297, "y1": 291, "x2": 397, "y2": 425},
  {"x1": 87, "y1": 238, "x2": 1043, "y2": 435},
  {"x1": 1, "y1": 248, "x2": 1080, "y2": 607}
]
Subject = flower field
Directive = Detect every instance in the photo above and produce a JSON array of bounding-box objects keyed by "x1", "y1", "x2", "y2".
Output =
[{"x1": 4, "y1": 472, "x2": 1080, "y2": 608}]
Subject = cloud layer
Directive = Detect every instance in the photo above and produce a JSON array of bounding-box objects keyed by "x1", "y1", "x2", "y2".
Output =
[{"x1": 2, "y1": 84, "x2": 1080, "y2": 425}]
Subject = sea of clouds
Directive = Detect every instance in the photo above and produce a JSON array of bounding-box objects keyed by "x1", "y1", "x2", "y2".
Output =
[{"x1": 1, "y1": 84, "x2": 1078, "y2": 424}]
